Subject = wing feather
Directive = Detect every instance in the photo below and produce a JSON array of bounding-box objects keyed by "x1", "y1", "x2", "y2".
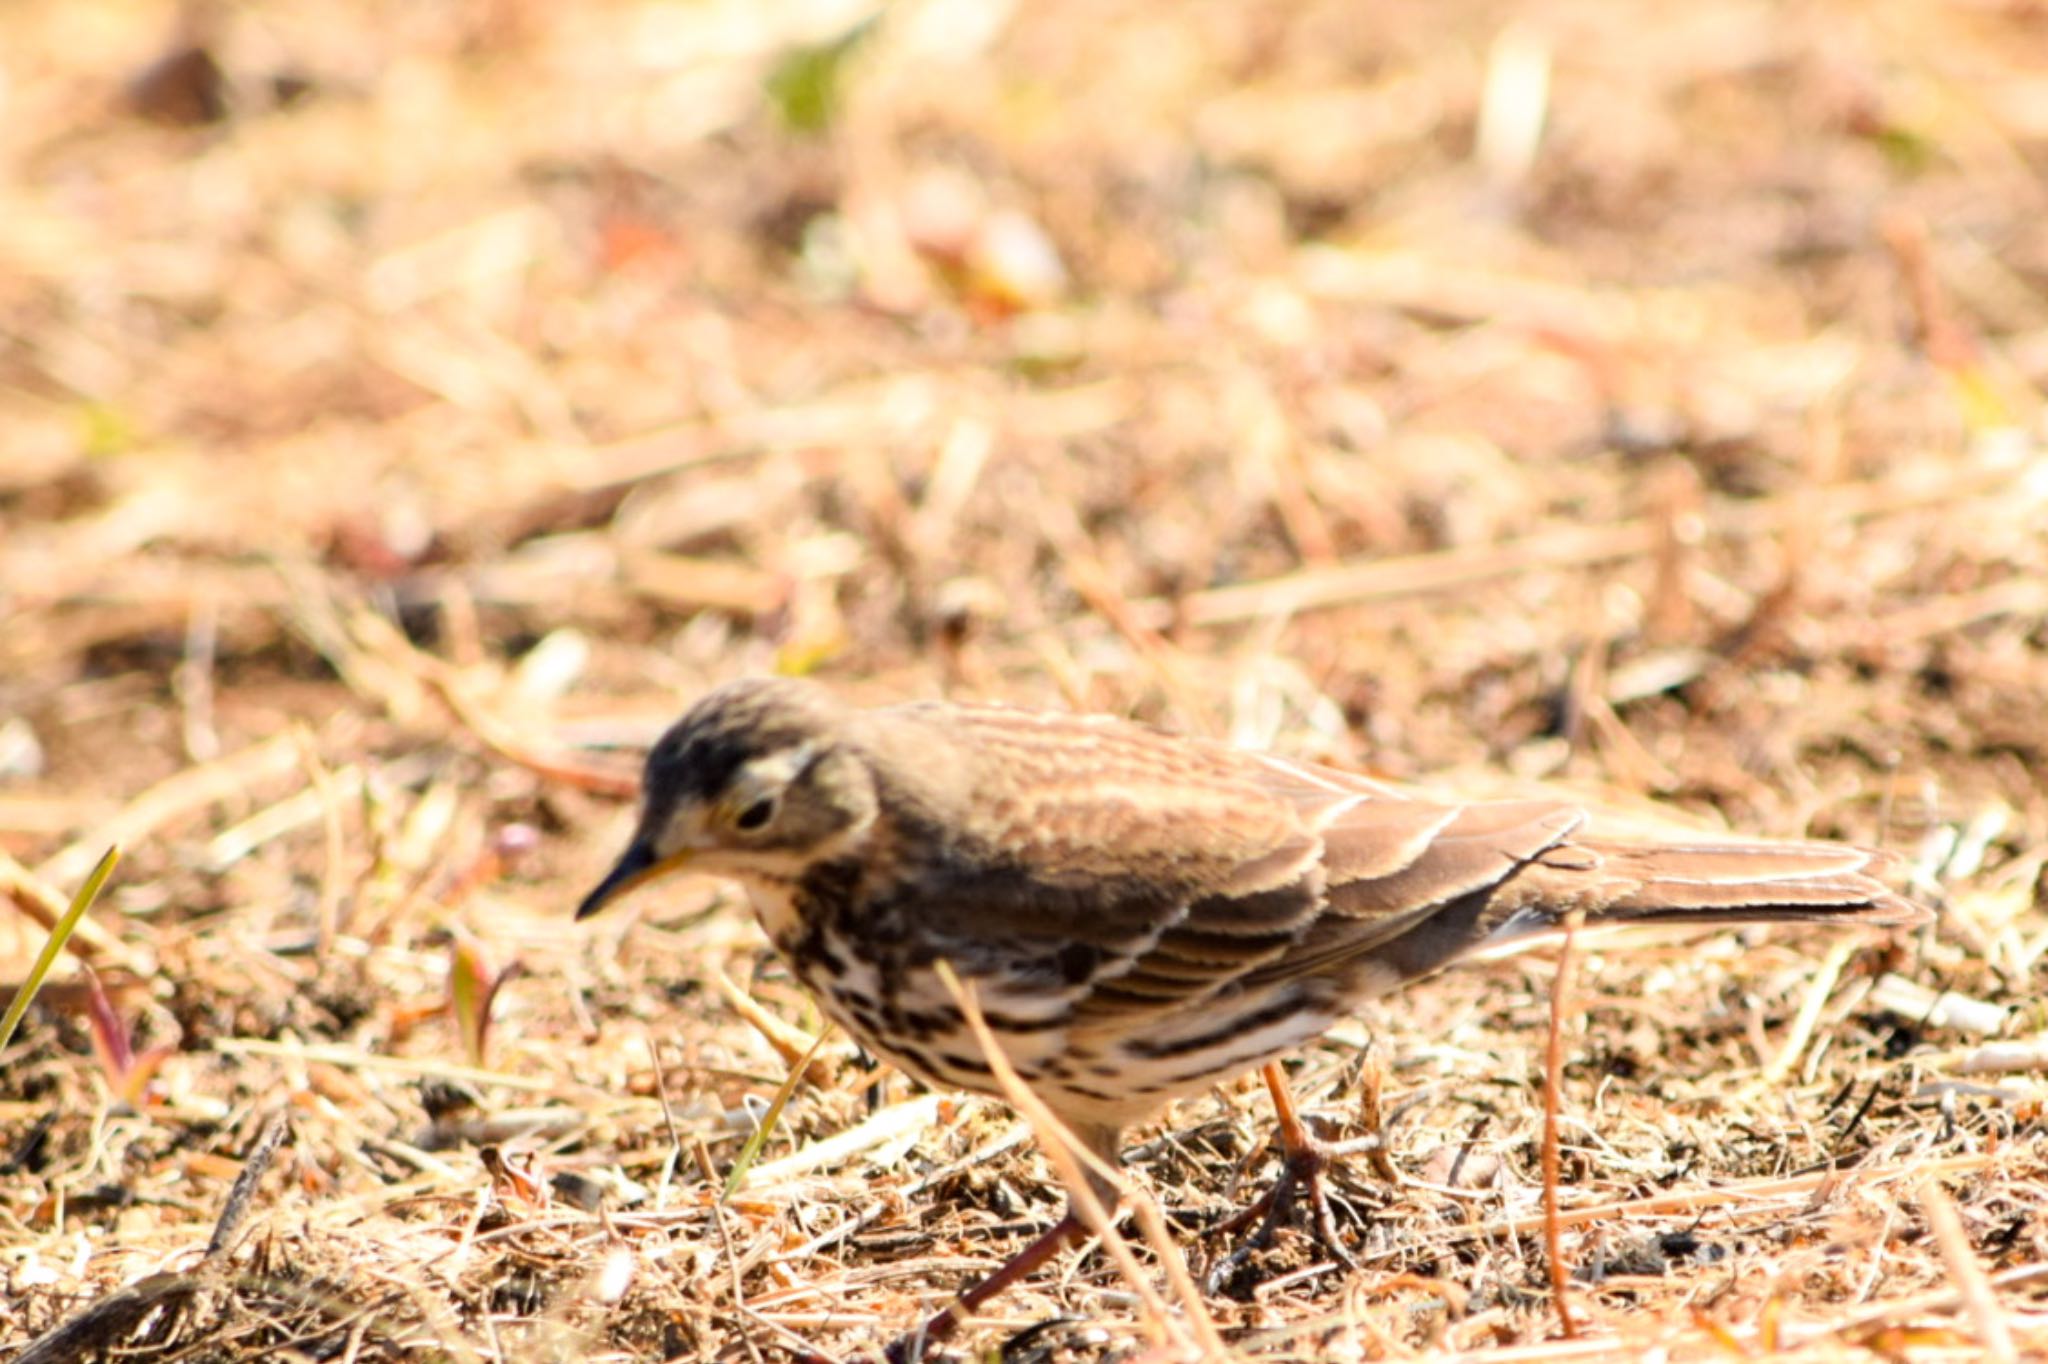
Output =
[{"x1": 858, "y1": 703, "x2": 1922, "y2": 1036}]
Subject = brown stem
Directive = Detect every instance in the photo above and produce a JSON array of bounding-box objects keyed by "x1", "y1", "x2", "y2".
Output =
[{"x1": 1542, "y1": 908, "x2": 1583, "y2": 1338}]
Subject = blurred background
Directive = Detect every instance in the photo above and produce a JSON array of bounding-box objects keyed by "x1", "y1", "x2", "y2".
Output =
[{"x1": 5, "y1": 0, "x2": 2048, "y2": 1358}]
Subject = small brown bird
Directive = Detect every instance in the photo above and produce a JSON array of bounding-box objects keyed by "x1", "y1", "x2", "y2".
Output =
[{"x1": 579, "y1": 677, "x2": 1927, "y2": 1350}]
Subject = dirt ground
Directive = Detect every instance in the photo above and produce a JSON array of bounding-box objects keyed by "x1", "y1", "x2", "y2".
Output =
[{"x1": 5, "y1": 0, "x2": 2048, "y2": 1360}]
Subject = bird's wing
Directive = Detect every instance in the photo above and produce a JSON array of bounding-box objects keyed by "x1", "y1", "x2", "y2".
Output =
[
  {"x1": 866, "y1": 708, "x2": 1329, "y2": 1006},
  {"x1": 871, "y1": 706, "x2": 1919, "y2": 1027},
  {"x1": 1245, "y1": 752, "x2": 1925, "y2": 988},
  {"x1": 1240, "y1": 775, "x2": 1586, "y2": 989},
  {"x1": 875, "y1": 706, "x2": 1575, "y2": 1015}
]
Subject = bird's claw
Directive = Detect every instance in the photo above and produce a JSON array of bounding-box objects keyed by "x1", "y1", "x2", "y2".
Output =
[{"x1": 1204, "y1": 1126, "x2": 1369, "y2": 1294}]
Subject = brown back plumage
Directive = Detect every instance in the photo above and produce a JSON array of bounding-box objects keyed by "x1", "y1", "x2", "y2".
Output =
[{"x1": 856, "y1": 700, "x2": 1923, "y2": 1010}]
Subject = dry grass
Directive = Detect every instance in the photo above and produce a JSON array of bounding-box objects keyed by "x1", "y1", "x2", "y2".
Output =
[{"x1": 5, "y1": 0, "x2": 2048, "y2": 1360}]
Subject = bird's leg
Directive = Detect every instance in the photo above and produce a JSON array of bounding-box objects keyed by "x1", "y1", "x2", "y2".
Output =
[
  {"x1": 1208, "y1": 1061, "x2": 1390, "y2": 1289},
  {"x1": 1261, "y1": 1059, "x2": 1359, "y2": 1262},
  {"x1": 887, "y1": 1126, "x2": 1123, "y2": 1363},
  {"x1": 887, "y1": 1208, "x2": 1089, "y2": 1363},
  {"x1": 1209, "y1": 1063, "x2": 1358, "y2": 1259}
]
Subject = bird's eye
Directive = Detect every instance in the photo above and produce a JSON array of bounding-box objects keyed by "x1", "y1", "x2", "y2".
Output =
[{"x1": 732, "y1": 797, "x2": 775, "y2": 831}]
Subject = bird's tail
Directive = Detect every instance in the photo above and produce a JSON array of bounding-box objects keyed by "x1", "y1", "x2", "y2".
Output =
[{"x1": 1481, "y1": 837, "x2": 1930, "y2": 951}]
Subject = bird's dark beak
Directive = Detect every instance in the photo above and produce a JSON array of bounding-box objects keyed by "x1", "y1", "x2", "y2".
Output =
[{"x1": 577, "y1": 839, "x2": 680, "y2": 919}]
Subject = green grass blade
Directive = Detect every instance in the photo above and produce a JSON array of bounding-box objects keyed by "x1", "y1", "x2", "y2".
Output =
[
  {"x1": 0, "y1": 845, "x2": 121, "y2": 1052},
  {"x1": 721, "y1": 1023, "x2": 834, "y2": 1202}
]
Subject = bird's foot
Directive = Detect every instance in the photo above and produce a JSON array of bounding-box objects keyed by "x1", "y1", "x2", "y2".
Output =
[{"x1": 1204, "y1": 1125, "x2": 1397, "y2": 1294}]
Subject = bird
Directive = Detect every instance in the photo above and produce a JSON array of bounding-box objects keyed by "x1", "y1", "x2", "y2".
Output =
[{"x1": 578, "y1": 676, "x2": 1928, "y2": 1353}]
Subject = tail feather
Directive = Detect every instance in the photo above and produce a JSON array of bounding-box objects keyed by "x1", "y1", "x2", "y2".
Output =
[
  {"x1": 1276, "y1": 786, "x2": 1929, "y2": 994},
  {"x1": 1593, "y1": 841, "x2": 1924, "y2": 925},
  {"x1": 1480, "y1": 837, "x2": 1929, "y2": 951}
]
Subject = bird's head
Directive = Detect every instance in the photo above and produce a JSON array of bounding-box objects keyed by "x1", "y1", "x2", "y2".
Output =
[{"x1": 577, "y1": 677, "x2": 881, "y2": 919}]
